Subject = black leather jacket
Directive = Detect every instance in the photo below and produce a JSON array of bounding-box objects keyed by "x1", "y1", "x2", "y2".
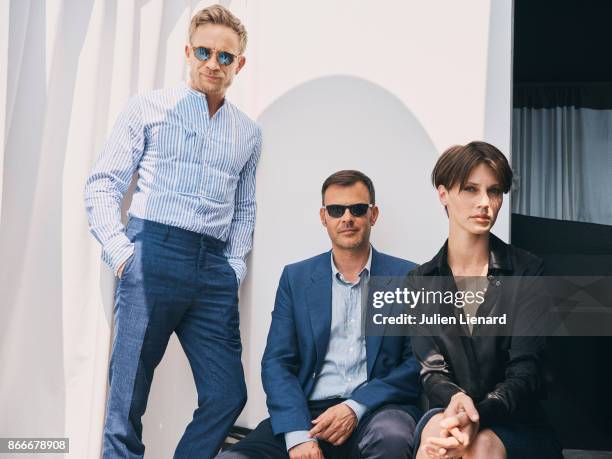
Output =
[{"x1": 409, "y1": 233, "x2": 548, "y2": 427}]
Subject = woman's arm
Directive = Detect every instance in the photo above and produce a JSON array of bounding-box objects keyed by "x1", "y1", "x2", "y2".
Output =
[
  {"x1": 412, "y1": 335, "x2": 465, "y2": 408},
  {"x1": 476, "y1": 259, "x2": 547, "y2": 427}
]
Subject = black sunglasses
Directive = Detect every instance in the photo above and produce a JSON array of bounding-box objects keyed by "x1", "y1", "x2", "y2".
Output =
[
  {"x1": 192, "y1": 46, "x2": 238, "y2": 66},
  {"x1": 323, "y1": 203, "x2": 373, "y2": 218}
]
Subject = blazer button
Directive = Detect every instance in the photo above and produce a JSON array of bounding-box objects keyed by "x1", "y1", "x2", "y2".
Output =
[{"x1": 312, "y1": 372, "x2": 316, "y2": 379}]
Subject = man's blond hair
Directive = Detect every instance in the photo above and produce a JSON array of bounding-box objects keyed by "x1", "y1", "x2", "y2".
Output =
[{"x1": 189, "y1": 4, "x2": 247, "y2": 54}]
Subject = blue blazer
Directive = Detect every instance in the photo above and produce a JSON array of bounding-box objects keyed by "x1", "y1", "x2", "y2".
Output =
[{"x1": 261, "y1": 248, "x2": 422, "y2": 435}]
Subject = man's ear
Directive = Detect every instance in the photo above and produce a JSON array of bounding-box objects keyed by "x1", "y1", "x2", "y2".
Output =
[
  {"x1": 184, "y1": 44, "x2": 191, "y2": 59},
  {"x1": 235, "y1": 56, "x2": 246, "y2": 74},
  {"x1": 320, "y1": 207, "x2": 327, "y2": 226},
  {"x1": 370, "y1": 205, "x2": 379, "y2": 226}
]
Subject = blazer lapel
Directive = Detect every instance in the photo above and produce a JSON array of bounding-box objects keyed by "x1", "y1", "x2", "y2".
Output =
[
  {"x1": 365, "y1": 248, "x2": 390, "y2": 378},
  {"x1": 306, "y1": 254, "x2": 333, "y2": 371}
]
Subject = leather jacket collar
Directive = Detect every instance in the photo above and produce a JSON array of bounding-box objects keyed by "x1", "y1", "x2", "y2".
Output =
[{"x1": 423, "y1": 233, "x2": 514, "y2": 276}]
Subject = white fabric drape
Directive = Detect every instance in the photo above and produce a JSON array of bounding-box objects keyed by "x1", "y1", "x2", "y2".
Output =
[
  {"x1": 0, "y1": 1, "x2": 231, "y2": 457},
  {"x1": 512, "y1": 106, "x2": 612, "y2": 226}
]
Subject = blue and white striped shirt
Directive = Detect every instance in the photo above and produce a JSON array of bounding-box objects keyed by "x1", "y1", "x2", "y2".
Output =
[{"x1": 84, "y1": 82, "x2": 262, "y2": 282}]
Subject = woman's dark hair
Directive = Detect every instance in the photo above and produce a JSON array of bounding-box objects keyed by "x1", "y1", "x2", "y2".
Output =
[
  {"x1": 432, "y1": 141, "x2": 513, "y2": 193},
  {"x1": 321, "y1": 170, "x2": 375, "y2": 204}
]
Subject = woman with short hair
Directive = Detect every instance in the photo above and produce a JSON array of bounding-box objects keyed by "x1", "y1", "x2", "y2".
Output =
[{"x1": 410, "y1": 141, "x2": 562, "y2": 459}]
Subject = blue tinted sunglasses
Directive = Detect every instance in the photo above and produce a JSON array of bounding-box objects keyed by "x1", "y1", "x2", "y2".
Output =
[{"x1": 192, "y1": 46, "x2": 238, "y2": 66}]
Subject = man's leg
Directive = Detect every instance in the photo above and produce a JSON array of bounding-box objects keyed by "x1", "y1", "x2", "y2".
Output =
[
  {"x1": 351, "y1": 405, "x2": 417, "y2": 459},
  {"x1": 217, "y1": 418, "x2": 289, "y2": 459},
  {"x1": 103, "y1": 223, "x2": 193, "y2": 458},
  {"x1": 174, "y1": 244, "x2": 246, "y2": 458}
]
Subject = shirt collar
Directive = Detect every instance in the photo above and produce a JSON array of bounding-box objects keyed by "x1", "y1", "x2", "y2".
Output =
[
  {"x1": 330, "y1": 245, "x2": 372, "y2": 284},
  {"x1": 183, "y1": 81, "x2": 227, "y2": 116}
]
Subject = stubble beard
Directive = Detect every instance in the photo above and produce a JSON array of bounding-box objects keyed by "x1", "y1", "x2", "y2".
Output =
[
  {"x1": 334, "y1": 231, "x2": 368, "y2": 251},
  {"x1": 202, "y1": 73, "x2": 232, "y2": 96}
]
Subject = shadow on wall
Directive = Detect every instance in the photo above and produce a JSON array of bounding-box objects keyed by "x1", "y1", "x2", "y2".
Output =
[
  {"x1": 140, "y1": 76, "x2": 444, "y2": 456},
  {"x1": 239, "y1": 75, "x2": 444, "y2": 427}
]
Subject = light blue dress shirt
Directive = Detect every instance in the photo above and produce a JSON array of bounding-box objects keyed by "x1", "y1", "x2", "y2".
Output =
[
  {"x1": 84, "y1": 83, "x2": 262, "y2": 282},
  {"x1": 285, "y1": 249, "x2": 371, "y2": 451}
]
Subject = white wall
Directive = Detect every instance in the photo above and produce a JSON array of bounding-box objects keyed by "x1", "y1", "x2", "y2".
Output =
[
  {"x1": 141, "y1": 1, "x2": 514, "y2": 454},
  {"x1": 0, "y1": 1, "x2": 513, "y2": 457}
]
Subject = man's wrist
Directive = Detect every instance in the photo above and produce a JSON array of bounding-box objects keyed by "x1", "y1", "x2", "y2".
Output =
[
  {"x1": 284, "y1": 431, "x2": 317, "y2": 452},
  {"x1": 111, "y1": 243, "x2": 135, "y2": 277},
  {"x1": 102, "y1": 232, "x2": 134, "y2": 276},
  {"x1": 342, "y1": 399, "x2": 367, "y2": 422},
  {"x1": 226, "y1": 257, "x2": 246, "y2": 286}
]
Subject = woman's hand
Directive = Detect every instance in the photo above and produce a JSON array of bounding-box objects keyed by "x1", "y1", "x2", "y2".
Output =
[
  {"x1": 425, "y1": 413, "x2": 480, "y2": 458},
  {"x1": 444, "y1": 392, "x2": 480, "y2": 424},
  {"x1": 423, "y1": 394, "x2": 481, "y2": 458}
]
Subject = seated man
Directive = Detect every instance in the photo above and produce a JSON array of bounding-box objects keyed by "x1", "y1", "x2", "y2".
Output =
[{"x1": 219, "y1": 170, "x2": 421, "y2": 459}]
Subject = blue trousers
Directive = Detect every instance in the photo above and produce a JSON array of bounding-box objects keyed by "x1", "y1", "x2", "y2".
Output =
[{"x1": 103, "y1": 217, "x2": 247, "y2": 459}]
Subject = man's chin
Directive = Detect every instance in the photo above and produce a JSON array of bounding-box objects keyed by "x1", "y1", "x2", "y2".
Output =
[
  {"x1": 334, "y1": 238, "x2": 366, "y2": 250},
  {"x1": 196, "y1": 81, "x2": 225, "y2": 95},
  {"x1": 206, "y1": 77, "x2": 232, "y2": 89}
]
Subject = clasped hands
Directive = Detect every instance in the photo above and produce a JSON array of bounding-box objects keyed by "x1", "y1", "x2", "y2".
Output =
[
  {"x1": 424, "y1": 392, "x2": 480, "y2": 459},
  {"x1": 288, "y1": 403, "x2": 357, "y2": 459}
]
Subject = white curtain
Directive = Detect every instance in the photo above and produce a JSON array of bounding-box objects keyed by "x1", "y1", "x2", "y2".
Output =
[
  {"x1": 512, "y1": 87, "x2": 612, "y2": 226},
  {"x1": 0, "y1": 1, "x2": 242, "y2": 457}
]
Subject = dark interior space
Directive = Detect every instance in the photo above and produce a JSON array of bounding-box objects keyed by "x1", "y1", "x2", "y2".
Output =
[
  {"x1": 512, "y1": 215, "x2": 612, "y2": 451},
  {"x1": 514, "y1": 0, "x2": 612, "y2": 83},
  {"x1": 512, "y1": 0, "x2": 612, "y2": 453}
]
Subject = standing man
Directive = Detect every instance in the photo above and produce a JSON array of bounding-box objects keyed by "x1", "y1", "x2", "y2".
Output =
[
  {"x1": 219, "y1": 170, "x2": 421, "y2": 459},
  {"x1": 84, "y1": 5, "x2": 261, "y2": 458}
]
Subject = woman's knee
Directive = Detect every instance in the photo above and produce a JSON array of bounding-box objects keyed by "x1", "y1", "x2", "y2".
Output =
[{"x1": 464, "y1": 429, "x2": 506, "y2": 459}]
